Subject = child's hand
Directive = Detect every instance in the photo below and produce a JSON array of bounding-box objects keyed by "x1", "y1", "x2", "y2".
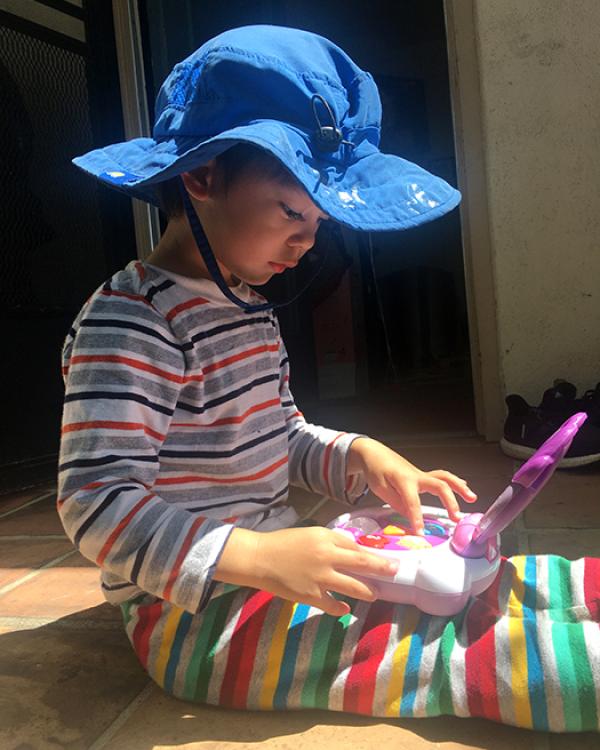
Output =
[
  {"x1": 347, "y1": 438, "x2": 478, "y2": 534},
  {"x1": 253, "y1": 526, "x2": 398, "y2": 616},
  {"x1": 215, "y1": 526, "x2": 398, "y2": 617}
]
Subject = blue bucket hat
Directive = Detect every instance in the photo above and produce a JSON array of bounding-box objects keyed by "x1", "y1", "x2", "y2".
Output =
[
  {"x1": 73, "y1": 24, "x2": 460, "y2": 233},
  {"x1": 74, "y1": 25, "x2": 461, "y2": 312}
]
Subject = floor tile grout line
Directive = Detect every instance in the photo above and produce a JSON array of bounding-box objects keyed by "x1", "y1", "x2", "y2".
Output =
[
  {"x1": 521, "y1": 527, "x2": 600, "y2": 533},
  {"x1": 373, "y1": 431, "x2": 482, "y2": 443},
  {"x1": 300, "y1": 494, "x2": 330, "y2": 522},
  {"x1": 0, "y1": 488, "x2": 57, "y2": 520},
  {"x1": 0, "y1": 549, "x2": 77, "y2": 597},
  {"x1": 0, "y1": 534, "x2": 69, "y2": 541},
  {"x1": 87, "y1": 682, "x2": 155, "y2": 750},
  {"x1": 0, "y1": 615, "x2": 123, "y2": 631}
]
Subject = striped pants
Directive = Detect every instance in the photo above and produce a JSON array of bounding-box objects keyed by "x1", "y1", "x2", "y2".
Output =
[{"x1": 121, "y1": 555, "x2": 600, "y2": 732}]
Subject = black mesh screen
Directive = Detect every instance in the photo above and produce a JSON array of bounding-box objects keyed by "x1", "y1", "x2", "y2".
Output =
[
  {"x1": 0, "y1": 7, "x2": 135, "y2": 479},
  {"x1": 0, "y1": 24, "x2": 108, "y2": 314}
]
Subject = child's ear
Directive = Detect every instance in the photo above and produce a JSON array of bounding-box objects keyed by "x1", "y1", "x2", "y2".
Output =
[{"x1": 181, "y1": 159, "x2": 218, "y2": 201}]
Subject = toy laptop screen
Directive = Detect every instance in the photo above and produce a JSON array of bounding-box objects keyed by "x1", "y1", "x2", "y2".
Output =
[
  {"x1": 343, "y1": 412, "x2": 587, "y2": 555},
  {"x1": 467, "y1": 411, "x2": 586, "y2": 547}
]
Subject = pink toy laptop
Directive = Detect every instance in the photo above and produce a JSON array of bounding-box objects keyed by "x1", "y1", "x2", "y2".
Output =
[{"x1": 328, "y1": 412, "x2": 587, "y2": 615}]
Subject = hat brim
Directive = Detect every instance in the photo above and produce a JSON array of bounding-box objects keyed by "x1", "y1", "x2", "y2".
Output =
[{"x1": 72, "y1": 121, "x2": 460, "y2": 232}]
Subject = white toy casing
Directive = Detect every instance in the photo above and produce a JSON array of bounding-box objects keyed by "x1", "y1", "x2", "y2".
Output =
[{"x1": 328, "y1": 505, "x2": 501, "y2": 616}]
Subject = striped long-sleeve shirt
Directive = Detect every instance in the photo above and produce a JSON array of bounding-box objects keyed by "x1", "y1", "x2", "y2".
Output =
[{"x1": 58, "y1": 260, "x2": 368, "y2": 614}]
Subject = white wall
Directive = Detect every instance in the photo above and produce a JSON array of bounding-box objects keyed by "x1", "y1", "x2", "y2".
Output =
[{"x1": 474, "y1": 0, "x2": 600, "y2": 403}]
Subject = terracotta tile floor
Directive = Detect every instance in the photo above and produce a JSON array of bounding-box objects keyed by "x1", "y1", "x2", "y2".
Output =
[{"x1": 1, "y1": 408, "x2": 599, "y2": 748}]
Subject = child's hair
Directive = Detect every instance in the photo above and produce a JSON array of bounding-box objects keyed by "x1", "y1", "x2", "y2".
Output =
[{"x1": 156, "y1": 142, "x2": 299, "y2": 219}]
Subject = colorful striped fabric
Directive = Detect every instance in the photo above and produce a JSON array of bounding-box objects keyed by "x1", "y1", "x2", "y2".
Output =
[
  {"x1": 122, "y1": 555, "x2": 600, "y2": 732},
  {"x1": 58, "y1": 261, "x2": 367, "y2": 613}
]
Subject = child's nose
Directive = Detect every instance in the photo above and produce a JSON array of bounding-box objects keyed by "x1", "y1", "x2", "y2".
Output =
[{"x1": 287, "y1": 226, "x2": 318, "y2": 252}]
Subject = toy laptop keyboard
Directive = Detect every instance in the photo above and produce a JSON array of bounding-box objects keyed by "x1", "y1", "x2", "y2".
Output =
[{"x1": 328, "y1": 412, "x2": 587, "y2": 615}]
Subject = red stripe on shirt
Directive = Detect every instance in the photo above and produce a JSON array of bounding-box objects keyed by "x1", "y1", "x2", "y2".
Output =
[
  {"x1": 162, "y1": 516, "x2": 207, "y2": 600},
  {"x1": 204, "y1": 344, "x2": 279, "y2": 374},
  {"x1": 57, "y1": 477, "x2": 152, "y2": 509},
  {"x1": 96, "y1": 493, "x2": 155, "y2": 566},
  {"x1": 68, "y1": 354, "x2": 201, "y2": 384},
  {"x1": 57, "y1": 480, "x2": 108, "y2": 508},
  {"x1": 100, "y1": 289, "x2": 152, "y2": 306},
  {"x1": 171, "y1": 399, "x2": 280, "y2": 428},
  {"x1": 61, "y1": 420, "x2": 165, "y2": 441},
  {"x1": 166, "y1": 297, "x2": 210, "y2": 321},
  {"x1": 155, "y1": 456, "x2": 288, "y2": 486}
]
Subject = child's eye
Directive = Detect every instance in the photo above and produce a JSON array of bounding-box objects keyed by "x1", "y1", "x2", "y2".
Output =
[
  {"x1": 280, "y1": 202, "x2": 330, "y2": 225},
  {"x1": 280, "y1": 203, "x2": 303, "y2": 221}
]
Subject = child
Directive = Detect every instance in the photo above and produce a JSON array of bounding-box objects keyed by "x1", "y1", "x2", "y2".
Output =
[{"x1": 59, "y1": 26, "x2": 599, "y2": 732}]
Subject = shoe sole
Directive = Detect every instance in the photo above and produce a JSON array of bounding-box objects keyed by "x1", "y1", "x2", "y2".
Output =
[{"x1": 500, "y1": 438, "x2": 600, "y2": 468}]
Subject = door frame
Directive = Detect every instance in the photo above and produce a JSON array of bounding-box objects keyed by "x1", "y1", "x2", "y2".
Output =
[
  {"x1": 111, "y1": 0, "x2": 160, "y2": 258},
  {"x1": 444, "y1": 0, "x2": 504, "y2": 441}
]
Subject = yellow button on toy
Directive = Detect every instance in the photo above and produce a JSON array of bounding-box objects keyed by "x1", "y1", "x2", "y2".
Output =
[
  {"x1": 400, "y1": 536, "x2": 432, "y2": 550},
  {"x1": 382, "y1": 524, "x2": 407, "y2": 536}
]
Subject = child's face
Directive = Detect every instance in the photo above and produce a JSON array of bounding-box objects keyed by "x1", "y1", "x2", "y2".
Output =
[{"x1": 190, "y1": 164, "x2": 330, "y2": 287}]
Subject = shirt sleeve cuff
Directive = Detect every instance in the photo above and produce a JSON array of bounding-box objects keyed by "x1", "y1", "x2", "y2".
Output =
[
  {"x1": 330, "y1": 432, "x2": 371, "y2": 505},
  {"x1": 171, "y1": 522, "x2": 236, "y2": 614}
]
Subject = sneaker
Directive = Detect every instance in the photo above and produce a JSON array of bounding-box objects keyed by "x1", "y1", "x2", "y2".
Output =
[
  {"x1": 500, "y1": 385, "x2": 600, "y2": 467},
  {"x1": 540, "y1": 379, "x2": 600, "y2": 424}
]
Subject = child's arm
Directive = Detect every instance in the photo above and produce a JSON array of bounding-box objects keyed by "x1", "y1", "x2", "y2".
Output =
[
  {"x1": 214, "y1": 523, "x2": 398, "y2": 617},
  {"x1": 58, "y1": 288, "x2": 235, "y2": 614},
  {"x1": 275, "y1": 325, "x2": 477, "y2": 529},
  {"x1": 275, "y1": 330, "x2": 369, "y2": 505},
  {"x1": 346, "y1": 437, "x2": 478, "y2": 533},
  {"x1": 214, "y1": 439, "x2": 476, "y2": 615}
]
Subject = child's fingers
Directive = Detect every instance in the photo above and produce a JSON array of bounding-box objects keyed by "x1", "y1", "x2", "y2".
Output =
[
  {"x1": 312, "y1": 593, "x2": 351, "y2": 617},
  {"x1": 335, "y1": 547, "x2": 398, "y2": 579},
  {"x1": 420, "y1": 475, "x2": 462, "y2": 521},
  {"x1": 328, "y1": 571, "x2": 379, "y2": 603},
  {"x1": 429, "y1": 470, "x2": 478, "y2": 504},
  {"x1": 393, "y1": 485, "x2": 425, "y2": 534},
  {"x1": 330, "y1": 529, "x2": 364, "y2": 549}
]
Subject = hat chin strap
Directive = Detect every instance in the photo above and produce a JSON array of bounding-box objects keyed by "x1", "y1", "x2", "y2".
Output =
[{"x1": 179, "y1": 178, "x2": 326, "y2": 314}]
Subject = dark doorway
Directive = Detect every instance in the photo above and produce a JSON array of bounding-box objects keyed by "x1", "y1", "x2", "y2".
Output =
[
  {"x1": 138, "y1": 0, "x2": 475, "y2": 435},
  {"x1": 0, "y1": 1, "x2": 137, "y2": 491}
]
